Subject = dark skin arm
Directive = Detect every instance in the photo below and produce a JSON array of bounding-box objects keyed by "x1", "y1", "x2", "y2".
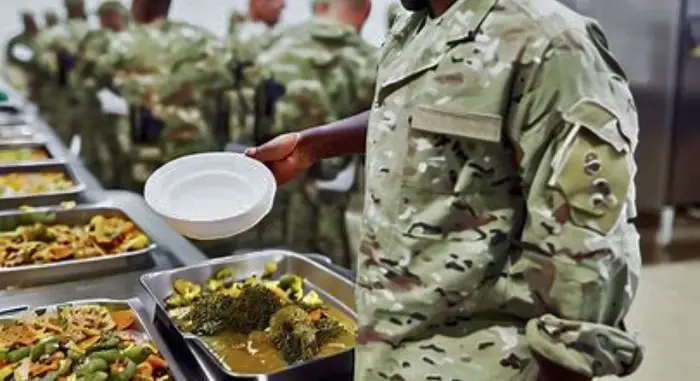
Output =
[{"x1": 246, "y1": 110, "x2": 369, "y2": 185}]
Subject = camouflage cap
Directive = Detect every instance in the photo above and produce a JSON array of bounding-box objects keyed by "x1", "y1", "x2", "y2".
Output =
[{"x1": 97, "y1": 0, "x2": 128, "y2": 15}]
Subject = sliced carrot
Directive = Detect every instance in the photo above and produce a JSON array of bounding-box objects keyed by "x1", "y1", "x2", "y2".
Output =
[
  {"x1": 30, "y1": 363, "x2": 58, "y2": 377},
  {"x1": 308, "y1": 309, "x2": 322, "y2": 322},
  {"x1": 78, "y1": 335, "x2": 101, "y2": 350},
  {"x1": 111, "y1": 310, "x2": 136, "y2": 330},
  {"x1": 146, "y1": 355, "x2": 168, "y2": 370},
  {"x1": 136, "y1": 362, "x2": 153, "y2": 376},
  {"x1": 0, "y1": 360, "x2": 6, "y2": 368}
]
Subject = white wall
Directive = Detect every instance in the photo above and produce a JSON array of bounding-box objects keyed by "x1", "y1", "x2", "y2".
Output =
[{"x1": 0, "y1": 0, "x2": 399, "y2": 67}]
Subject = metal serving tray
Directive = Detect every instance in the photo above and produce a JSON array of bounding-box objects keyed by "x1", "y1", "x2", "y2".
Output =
[
  {"x1": 0, "y1": 298, "x2": 188, "y2": 381},
  {"x1": 0, "y1": 205, "x2": 157, "y2": 289},
  {"x1": 0, "y1": 123, "x2": 38, "y2": 143},
  {"x1": 0, "y1": 162, "x2": 85, "y2": 209},
  {"x1": 141, "y1": 250, "x2": 356, "y2": 381},
  {"x1": 0, "y1": 141, "x2": 59, "y2": 167}
]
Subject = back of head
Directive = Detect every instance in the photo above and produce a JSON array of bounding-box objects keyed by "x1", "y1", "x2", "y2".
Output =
[
  {"x1": 249, "y1": 0, "x2": 286, "y2": 27},
  {"x1": 20, "y1": 11, "x2": 39, "y2": 33},
  {"x1": 320, "y1": 0, "x2": 372, "y2": 32},
  {"x1": 98, "y1": 0, "x2": 129, "y2": 31},
  {"x1": 64, "y1": 0, "x2": 87, "y2": 19},
  {"x1": 44, "y1": 10, "x2": 59, "y2": 27}
]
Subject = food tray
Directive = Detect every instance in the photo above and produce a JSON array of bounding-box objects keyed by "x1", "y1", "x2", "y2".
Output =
[
  {"x1": 0, "y1": 124, "x2": 38, "y2": 143},
  {"x1": 0, "y1": 205, "x2": 157, "y2": 289},
  {"x1": 0, "y1": 298, "x2": 188, "y2": 381},
  {"x1": 0, "y1": 141, "x2": 58, "y2": 167},
  {"x1": 140, "y1": 250, "x2": 356, "y2": 381},
  {"x1": 0, "y1": 162, "x2": 85, "y2": 209}
]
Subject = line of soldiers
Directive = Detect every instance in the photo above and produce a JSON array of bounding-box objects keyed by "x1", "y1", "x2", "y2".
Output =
[{"x1": 2, "y1": 0, "x2": 402, "y2": 267}]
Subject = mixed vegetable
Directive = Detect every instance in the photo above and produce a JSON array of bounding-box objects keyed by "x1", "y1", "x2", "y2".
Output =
[
  {"x1": 0, "y1": 173, "x2": 75, "y2": 197},
  {"x1": 0, "y1": 304, "x2": 172, "y2": 381},
  {"x1": 0, "y1": 216, "x2": 150, "y2": 268},
  {"x1": 166, "y1": 263, "x2": 355, "y2": 366},
  {"x1": 0, "y1": 149, "x2": 50, "y2": 164}
]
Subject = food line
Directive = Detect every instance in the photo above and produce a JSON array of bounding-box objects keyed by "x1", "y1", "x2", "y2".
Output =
[{"x1": 0, "y1": 83, "x2": 356, "y2": 380}]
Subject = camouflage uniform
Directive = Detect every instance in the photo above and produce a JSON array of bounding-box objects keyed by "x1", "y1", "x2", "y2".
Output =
[
  {"x1": 33, "y1": 0, "x2": 91, "y2": 143},
  {"x1": 110, "y1": 20, "x2": 225, "y2": 191},
  {"x1": 230, "y1": 18, "x2": 376, "y2": 267},
  {"x1": 70, "y1": 1, "x2": 130, "y2": 187},
  {"x1": 4, "y1": 12, "x2": 40, "y2": 95},
  {"x1": 356, "y1": 1, "x2": 642, "y2": 380}
]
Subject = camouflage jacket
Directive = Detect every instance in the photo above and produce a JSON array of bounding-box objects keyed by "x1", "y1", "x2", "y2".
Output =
[
  {"x1": 33, "y1": 18, "x2": 90, "y2": 79},
  {"x1": 356, "y1": 1, "x2": 642, "y2": 380},
  {"x1": 4, "y1": 33, "x2": 40, "y2": 92},
  {"x1": 255, "y1": 18, "x2": 377, "y2": 139},
  {"x1": 227, "y1": 17, "x2": 282, "y2": 64}
]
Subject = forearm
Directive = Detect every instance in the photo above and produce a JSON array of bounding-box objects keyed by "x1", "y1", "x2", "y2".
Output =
[{"x1": 300, "y1": 110, "x2": 369, "y2": 160}]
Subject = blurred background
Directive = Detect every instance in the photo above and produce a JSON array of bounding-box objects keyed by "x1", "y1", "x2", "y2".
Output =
[{"x1": 0, "y1": 1, "x2": 698, "y2": 380}]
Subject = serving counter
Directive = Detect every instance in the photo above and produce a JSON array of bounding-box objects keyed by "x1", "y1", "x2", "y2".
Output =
[{"x1": 0, "y1": 83, "x2": 355, "y2": 380}]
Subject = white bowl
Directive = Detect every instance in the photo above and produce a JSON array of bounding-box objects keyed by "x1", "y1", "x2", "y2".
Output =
[{"x1": 144, "y1": 152, "x2": 276, "y2": 240}]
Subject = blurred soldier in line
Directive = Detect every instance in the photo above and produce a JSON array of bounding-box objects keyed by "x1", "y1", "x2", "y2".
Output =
[
  {"x1": 44, "y1": 10, "x2": 60, "y2": 28},
  {"x1": 104, "y1": 3, "x2": 226, "y2": 191},
  {"x1": 4, "y1": 12, "x2": 41, "y2": 96},
  {"x1": 227, "y1": 0, "x2": 286, "y2": 62},
  {"x1": 33, "y1": 0, "x2": 91, "y2": 144},
  {"x1": 70, "y1": 0, "x2": 131, "y2": 187},
  {"x1": 227, "y1": 0, "x2": 376, "y2": 267}
]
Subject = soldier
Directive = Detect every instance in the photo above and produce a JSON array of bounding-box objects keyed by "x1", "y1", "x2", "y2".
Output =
[
  {"x1": 44, "y1": 10, "x2": 60, "y2": 28},
  {"x1": 227, "y1": 0, "x2": 376, "y2": 266},
  {"x1": 33, "y1": 0, "x2": 91, "y2": 143},
  {"x1": 247, "y1": 0, "x2": 643, "y2": 380},
  {"x1": 106, "y1": 6, "x2": 228, "y2": 192},
  {"x1": 227, "y1": 0, "x2": 286, "y2": 63},
  {"x1": 4, "y1": 12, "x2": 41, "y2": 95},
  {"x1": 70, "y1": 0, "x2": 131, "y2": 186}
]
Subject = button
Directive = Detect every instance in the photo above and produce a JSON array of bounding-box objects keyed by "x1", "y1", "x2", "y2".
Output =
[{"x1": 592, "y1": 178, "x2": 611, "y2": 197}]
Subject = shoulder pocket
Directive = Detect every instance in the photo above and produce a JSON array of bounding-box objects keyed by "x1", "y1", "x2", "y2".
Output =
[{"x1": 553, "y1": 100, "x2": 633, "y2": 235}]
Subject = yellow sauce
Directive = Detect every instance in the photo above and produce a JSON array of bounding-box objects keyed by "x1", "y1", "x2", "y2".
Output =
[{"x1": 200, "y1": 306, "x2": 357, "y2": 374}]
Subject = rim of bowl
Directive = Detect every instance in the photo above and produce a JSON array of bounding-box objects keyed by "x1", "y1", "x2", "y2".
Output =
[{"x1": 144, "y1": 152, "x2": 277, "y2": 223}]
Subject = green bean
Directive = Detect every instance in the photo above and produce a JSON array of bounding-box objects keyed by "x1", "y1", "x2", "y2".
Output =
[
  {"x1": 85, "y1": 371, "x2": 109, "y2": 381},
  {"x1": 30, "y1": 337, "x2": 59, "y2": 361},
  {"x1": 89, "y1": 337, "x2": 119, "y2": 352},
  {"x1": 57, "y1": 359, "x2": 73, "y2": 375},
  {"x1": 77, "y1": 358, "x2": 109, "y2": 375},
  {"x1": 121, "y1": 345, "x2": 151, "y2": 364},
  {"x1": 90, "y1": 349, "x2": 121, "y2": 363},
  {"x1": 0, "y1": 348, "x2": 8, "y2": 362},
  {"x1": 8, "y1": 347, "x2": 30, "y2": 363},
  {"x1": 112, "y1": 360, "x2": 136, "y2": 381},
  {"x1": 68, "y1": 348, "x2": 84, "y2": 361}
]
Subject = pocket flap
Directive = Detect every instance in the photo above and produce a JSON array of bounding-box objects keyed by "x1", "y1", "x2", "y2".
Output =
[{"x1": 410, "y1": 105, "x2": 502, "y2": 142}]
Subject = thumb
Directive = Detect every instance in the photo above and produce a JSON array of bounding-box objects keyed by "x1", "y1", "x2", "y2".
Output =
[{"x1": 245, "y1": 133, "x2": 300, "y2": 162}]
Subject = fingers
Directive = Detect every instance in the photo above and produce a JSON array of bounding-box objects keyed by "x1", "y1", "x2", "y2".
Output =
[{"x1": 245, "y1": 133, "x2": 300, "y2": 162}]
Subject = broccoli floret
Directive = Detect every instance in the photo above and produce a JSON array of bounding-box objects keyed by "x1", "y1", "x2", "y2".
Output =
[
  {"x1": 184, "y1": 293, "x2": 237, "y2": 336},
  {"x1": 213, "y1": 267, "x2": 233, "y2": 280},
  {"x1": 263, "y1": 262, "x2": 277, "y2": 278},
  {"x1": 173, "y1": 279, "x2": 202, "y2": 302},
  {"x1": 315, "y1": 314, "x2": 348, "y2": 347},
  {"x1": 301, "y1": 291, "x2": 324, "y2": 309},
  {"x1": 278, "y1": 275, "x2": 304, "y2": 301},
  {"x1": 269, "y1": 306, "x2": 320, "y2": 364},
  {"x1": 230, "y1": 284, "x2": 284, "y2": 333},
  {"x1": 206, "y1": 278, "x2": 224, "y2": 292},
  {"x1": 165, "y1": 294, "x2": 187, "y2": 308}
]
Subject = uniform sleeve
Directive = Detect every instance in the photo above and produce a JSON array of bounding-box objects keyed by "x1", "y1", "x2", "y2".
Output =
[{"x1": 507, "y1": 27, "x2": 643, "y2": 378}]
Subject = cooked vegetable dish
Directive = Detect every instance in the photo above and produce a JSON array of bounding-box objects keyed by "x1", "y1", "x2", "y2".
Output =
[
  {"x1": 166, "y1": 263, "x2": 356, "y2": 374},
  {"x1": 0, "y1": 304, "x2": 172, "y2": 381},
  {"x1": 0, "y1": 216, "x2": 150, "y2": 268},
  {"x1": 0, "y1": 173, "x2": 75, "y2": 197},
  {"x1": 0, "y1": 148, "x2": 50, "y2": 164}
]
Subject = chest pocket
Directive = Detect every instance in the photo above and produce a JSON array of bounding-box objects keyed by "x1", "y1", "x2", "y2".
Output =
[{"x1": 398, "y1": 38, "x2": 513, "y2": 196}]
